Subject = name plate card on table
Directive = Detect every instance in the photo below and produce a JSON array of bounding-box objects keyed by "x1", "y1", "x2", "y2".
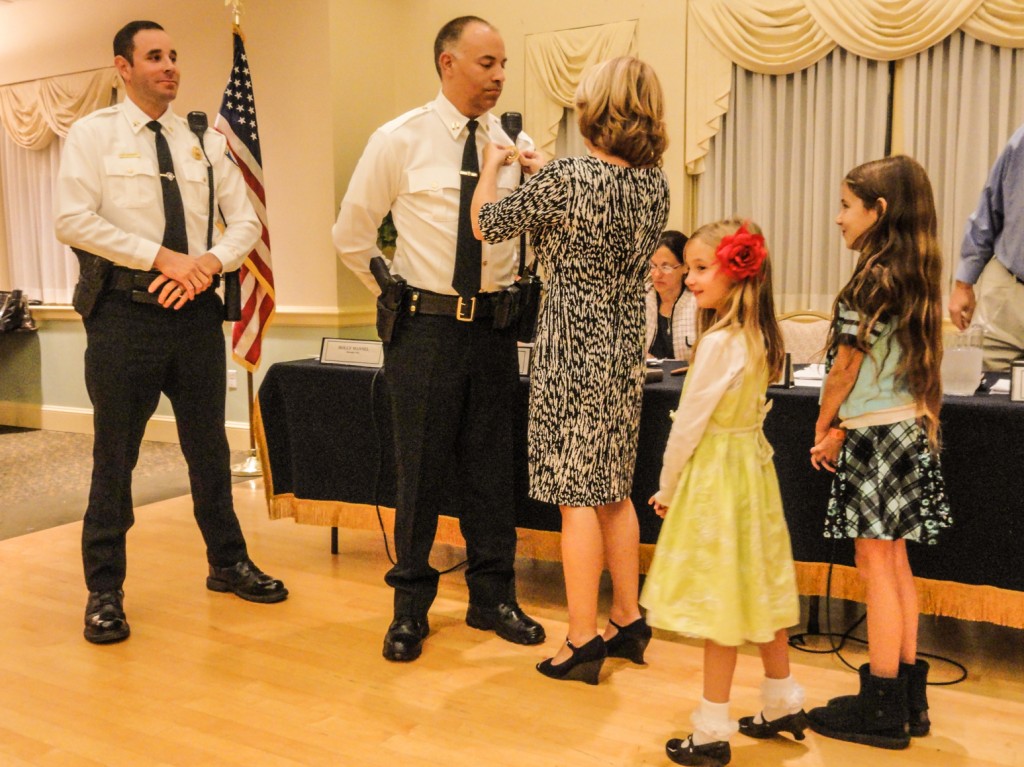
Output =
[
  {"x1": 1012, "y1": 359, "x2": 1024, "y2": 402},
  {"x1": 770, "y1": 352, "x2": 794, "y2": 388},
  {"x1": 320, "y1": 338, "x2": 384, "y2": 368},
  {"x1": 517, "y1": 343, "x2": 533, "y2": 376}
]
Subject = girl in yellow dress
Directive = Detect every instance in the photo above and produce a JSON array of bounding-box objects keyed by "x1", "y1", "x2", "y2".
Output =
[{"x1": 641, "y1": 219, "x2": 805, "y2": 767}]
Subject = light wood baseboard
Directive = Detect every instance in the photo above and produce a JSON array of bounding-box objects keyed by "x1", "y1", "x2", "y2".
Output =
[{"x1": 0, "y1": 401, "x2": 251, "y2": 450}]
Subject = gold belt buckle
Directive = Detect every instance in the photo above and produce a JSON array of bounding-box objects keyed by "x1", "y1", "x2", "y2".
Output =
[{"x1": 455, "y1": 296, "x2": 476, "y2": 322}]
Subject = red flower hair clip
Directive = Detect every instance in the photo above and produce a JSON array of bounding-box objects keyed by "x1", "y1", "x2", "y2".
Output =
[{"x1": 716, "y1": 223, "x2": 767, "y2": 281}]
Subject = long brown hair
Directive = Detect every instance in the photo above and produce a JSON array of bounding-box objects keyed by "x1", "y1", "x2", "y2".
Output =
[
  {"x1": 828, "y1": 155, "x2": 944, "y2": 447},
  {"x1": 689, "y1": 218, "x2": 785, "y2": 382}
]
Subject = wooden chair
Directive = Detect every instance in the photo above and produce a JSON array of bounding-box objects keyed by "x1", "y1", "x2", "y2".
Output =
[{"x1": 778, "y1": 310, "x2": 830, "y2": 364}]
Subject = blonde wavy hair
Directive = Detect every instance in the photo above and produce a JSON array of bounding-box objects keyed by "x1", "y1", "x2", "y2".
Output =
[
  {"x1": 574, "y1": 56, "x2": 667, "y2": 168},
  {"x1": 689, "y1": 218, "x2": 786, "y2": 383}
]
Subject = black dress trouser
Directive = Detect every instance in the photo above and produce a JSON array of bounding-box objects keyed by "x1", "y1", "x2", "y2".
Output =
[
  {"x1": 382, "y1": 312, "x2": 519, "y2": 618},
  {"x1": 81, "y1": 289, "x2": 247, "y2": 592}
]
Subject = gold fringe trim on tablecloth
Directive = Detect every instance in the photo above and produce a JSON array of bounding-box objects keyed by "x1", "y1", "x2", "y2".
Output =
[
  {"x1": 795, "y1": 561, "x2": 1024, "y2": 630},
  {"x1": 254, "y1": 403, "x2": 1024, "y2": 629}
]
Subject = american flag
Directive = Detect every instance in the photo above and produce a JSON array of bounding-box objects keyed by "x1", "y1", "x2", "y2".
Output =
[{"x1": 215, "y1": 30, "x2": 274, "y2": 372}]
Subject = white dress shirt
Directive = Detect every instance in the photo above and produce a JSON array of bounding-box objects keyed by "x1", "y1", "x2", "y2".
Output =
[
  {"x1": 55, "y1": 97, "x2": 260, "y2": 272},
  {"x1": 333, "y1": 92, "x2": 524, "y2": 296}
]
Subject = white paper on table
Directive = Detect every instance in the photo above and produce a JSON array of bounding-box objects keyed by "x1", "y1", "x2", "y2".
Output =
[{"x1": 794, "y1": 363, "x2": 825, "y2": 380}]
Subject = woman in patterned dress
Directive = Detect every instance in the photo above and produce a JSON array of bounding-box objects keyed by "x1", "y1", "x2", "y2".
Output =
[{"x1": 472, "y1": 56, "x2": 669, "y2": 683}]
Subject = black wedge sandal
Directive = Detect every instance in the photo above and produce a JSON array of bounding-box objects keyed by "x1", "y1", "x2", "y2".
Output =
[
  {"x1": 536, "y1": 635, "x2": 607, "y2": 685},
  {"x1": 604, "y1": 616, "x2": 653, "y2": 664}
]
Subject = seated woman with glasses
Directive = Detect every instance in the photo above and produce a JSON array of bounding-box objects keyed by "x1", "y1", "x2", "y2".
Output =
[{"x1": 646, "y1": 230, "x2": 697, "y2": 360}]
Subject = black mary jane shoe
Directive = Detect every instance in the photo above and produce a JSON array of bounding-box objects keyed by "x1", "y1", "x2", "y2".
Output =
[
  {"x1": 604, "y1": 616, "x2": 653, "y2": 664},
  {"x1": 536, "y1": 635, "x2": 606, "y2": 685},
  {"x1": 207, "y1": 559, "x2": 288, "y2": 603},
  {"x1": 84, "y1": 589, "x2": 130, "y2": 645},
  {"x1": 738, "y1": 710, "x2": 808, "y2": 740},
  {"x1": 665, "y1": 734, "x2": 731, "y2": 767}
]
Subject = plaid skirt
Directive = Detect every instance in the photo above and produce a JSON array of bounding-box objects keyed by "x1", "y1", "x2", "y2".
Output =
[{"x1": 824, "y1": 419, "x2": 952, "y2": 544}]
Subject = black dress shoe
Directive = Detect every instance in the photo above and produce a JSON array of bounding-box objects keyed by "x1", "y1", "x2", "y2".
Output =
[
  {"x1": 207, "y1": 559, "x2": 288, "y2": 603},
  {"x1": 466, "y1": 602, "x2": 546, "y2": 645},
  {"x1": 383, "y1": 617, "x2": 430, "y2": 662},
  {"x1": 84, "y1": 589, "x2": 130, "y2": 645}
]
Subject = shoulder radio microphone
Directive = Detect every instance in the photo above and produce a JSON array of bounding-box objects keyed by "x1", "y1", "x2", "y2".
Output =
[{"x1": 500, "y1": 111, "x2": 523, "y2": 144}]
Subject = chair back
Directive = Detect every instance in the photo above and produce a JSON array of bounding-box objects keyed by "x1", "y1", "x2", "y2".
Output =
[{"x1": 778, "y1": 311, "x2": 830, "y2": 364}]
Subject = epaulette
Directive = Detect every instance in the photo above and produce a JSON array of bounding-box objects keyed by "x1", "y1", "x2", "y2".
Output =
[
  {"x1": 76, "y1": 104, "x2": 121, "y2": 124},
  {"x1": 378, "y1": 103, "x2": 433, "y2": 135}
]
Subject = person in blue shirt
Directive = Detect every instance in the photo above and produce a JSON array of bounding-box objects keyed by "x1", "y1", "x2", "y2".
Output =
[{"x1": 949, "y1": 123, "x2": 1024, "y2": 370}]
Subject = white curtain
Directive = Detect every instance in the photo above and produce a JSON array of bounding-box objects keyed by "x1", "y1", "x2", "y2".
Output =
[
  {"x1": 698, "y1": 49, "x2": 889, "y2": 312},
  {"x1": 0, "y1": 124, "x2": 76, "y2": 304},
  {"x1": 898, "y1": 31, "x2": 1024, "y2": 291},
  {"x1": 554, "y1": 108, "x2": 588, "y2": 158}
]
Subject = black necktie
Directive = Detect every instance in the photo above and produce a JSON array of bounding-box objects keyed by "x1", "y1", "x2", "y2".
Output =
[
  {"x1": 146, "y1": 120, "x2": 188, "y2": 254},
  {"x1": 452, "y1": 119, "x2": 481, "y2": 298}
]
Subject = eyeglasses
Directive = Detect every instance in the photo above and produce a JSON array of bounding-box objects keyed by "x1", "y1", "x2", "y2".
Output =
[{"x1": 649, "y1": 262, "x2": 682, "y2": 275}]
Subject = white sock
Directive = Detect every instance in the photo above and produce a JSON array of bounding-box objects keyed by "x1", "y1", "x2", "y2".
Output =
[
  {"x1": 690, "y1": 697, "x2": 739, "y2": 745},
  {"x1": 754, "y1": 675, "x2": 805, "y2": 724}
]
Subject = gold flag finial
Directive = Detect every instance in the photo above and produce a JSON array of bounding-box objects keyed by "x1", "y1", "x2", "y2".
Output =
[{"x1": 224, "y1": 0, "x2": 244, "y2": 27}]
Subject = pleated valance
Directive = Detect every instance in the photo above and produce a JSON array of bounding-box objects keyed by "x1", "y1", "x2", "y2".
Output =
[
  {"x1": 0, "y1": 68, "x2": 121, "y2": 151},
  {"x1": 686, "y1": 0, "x2": 1024, "y2": 173},
  {"x1": 524, "y1": 20, "x2": 638, "y2": 158}
]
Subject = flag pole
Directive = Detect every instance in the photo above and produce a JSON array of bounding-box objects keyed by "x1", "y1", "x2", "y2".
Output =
[
  {"x1": 225, "y1": 0, "x2": 263, "y2": 478},
  {"x1": 231, "y1": 370, "x2": 262, "y2": 477}
]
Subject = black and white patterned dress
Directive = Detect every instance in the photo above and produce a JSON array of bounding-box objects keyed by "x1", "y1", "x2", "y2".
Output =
[{"x1": 479, "y1": 156, "x2": 670, "y2": 505}]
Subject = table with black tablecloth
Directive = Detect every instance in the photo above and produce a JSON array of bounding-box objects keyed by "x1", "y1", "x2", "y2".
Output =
[{"x1": 255, "y1": 357, "x2": 1024, "y2": 628}]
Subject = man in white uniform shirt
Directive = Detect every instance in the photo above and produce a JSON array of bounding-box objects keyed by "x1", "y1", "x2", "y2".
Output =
[
  {"x1": 55, "y1": 20, "x2": 287, "y2": 645},
  {"x1": 333, "y1": 15, "x2": 545, "y2": 662}
]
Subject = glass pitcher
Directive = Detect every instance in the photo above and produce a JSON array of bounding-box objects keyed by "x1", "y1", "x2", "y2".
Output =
[{"x1": 941, "y1": 325, "x2": 984, "y2": 396}]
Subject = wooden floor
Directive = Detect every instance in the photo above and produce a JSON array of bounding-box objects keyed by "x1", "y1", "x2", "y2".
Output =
[{"x1": 2, "y1": 482, "x2": 1023, "y2": 767}]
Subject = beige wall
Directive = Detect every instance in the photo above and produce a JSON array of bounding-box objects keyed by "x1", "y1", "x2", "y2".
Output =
[
  {"x1": 0, "y1": 0, "x2": 341, "y2": 314},
  {"x1": 1, "y1": 0, "x2": 691, "y2": 317},
  {"x1": 329, "y1": 0, "x2": 690, "y2": 315},
  {"x1": 0, "y1": 0, "x2": 691, "y2": 435}
]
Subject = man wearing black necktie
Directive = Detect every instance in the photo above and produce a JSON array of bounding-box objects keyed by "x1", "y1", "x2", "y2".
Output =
[
  {"x1": 55, "y1": 20, "x2": 287, "y2": 645},
  {"x1": 334, "y1": 16, "x2": 545, "y2": 662}
]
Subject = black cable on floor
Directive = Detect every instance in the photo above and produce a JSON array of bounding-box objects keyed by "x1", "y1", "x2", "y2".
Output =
[
  {"x1": 788, "y1": 541, "x2": 968, "y2": 687},
  {"x1": 369, "y1": 366, "x2": 466, "y2": 575}
]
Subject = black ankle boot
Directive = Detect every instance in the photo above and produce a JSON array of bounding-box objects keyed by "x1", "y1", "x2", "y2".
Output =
[
  {"x1": 738, "y1": 709, "x2": 808, "y2": 740},
  {"x1": 536, "y1": 635, "x2": 606, "y2": 685},
  {"x1": 605, "y1": 616, "x2": 652, "y2": 664},
  {"x1": 808, "y1": 664, "x2": 910, "y2": 750},
  {"x1": 900, "y1": 659, "x2": 930, "y2": 737}
]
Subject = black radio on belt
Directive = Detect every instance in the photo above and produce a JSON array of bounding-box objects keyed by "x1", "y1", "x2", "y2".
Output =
[
  {"x1": 370, "y1": 256, "x2": 407, "y2": 343},
  {"x1": 71, "y1": 248, "x2": 112, "y2": 318}
]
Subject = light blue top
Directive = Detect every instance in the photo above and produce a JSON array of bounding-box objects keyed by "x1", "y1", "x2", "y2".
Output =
[
  {"x1": 829, "y1": 305, "x2": 914, "y2": 420},
  {"x1": 958, "y1": 122, "x2": 1024, "y2": 284}
]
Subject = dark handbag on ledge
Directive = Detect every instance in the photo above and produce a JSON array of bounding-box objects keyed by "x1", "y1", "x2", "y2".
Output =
[{"x1": 0, "y1": 289, "x2": 38, "y2": 332}]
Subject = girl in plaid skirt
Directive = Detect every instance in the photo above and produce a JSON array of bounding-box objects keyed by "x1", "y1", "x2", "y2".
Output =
[{"x1": 807, "y1": 156, "x2": 952, "y2": 750}]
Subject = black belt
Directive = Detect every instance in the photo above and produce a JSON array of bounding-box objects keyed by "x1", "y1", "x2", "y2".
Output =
[
  {"x1": 109, "y1": 267, "x2": 221, "y2": 293},
  {"x1": 406, "y1": 288, "x2": 499, "y2": 322}
]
